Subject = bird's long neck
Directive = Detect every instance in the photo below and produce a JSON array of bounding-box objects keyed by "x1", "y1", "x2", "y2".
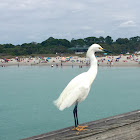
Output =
[
  {"x1": 88, "y1": 53, "x2": 97, "y2": 71},
  {"x1": 87, "y1": 53, "x2": 98, "y2": 84}
]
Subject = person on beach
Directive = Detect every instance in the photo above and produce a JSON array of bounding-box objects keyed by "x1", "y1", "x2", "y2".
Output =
[{"x1": 111, "y1": 61, "x2": 113, "y2": 66}]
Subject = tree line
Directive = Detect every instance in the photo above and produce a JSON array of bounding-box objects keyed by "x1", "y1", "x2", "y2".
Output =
[{"x1": 0, "y1": 36, "x2": 140, "y2": 56}]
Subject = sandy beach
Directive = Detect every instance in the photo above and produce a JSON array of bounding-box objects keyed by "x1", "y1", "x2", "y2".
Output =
[{"x1": 0, "y1": 55, "x2": 140, "y2": 67}]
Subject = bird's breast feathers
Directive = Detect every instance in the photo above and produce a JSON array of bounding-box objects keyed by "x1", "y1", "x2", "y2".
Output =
[{"x1": 61, "y1": 72, "x2": 93, "y2": 97}]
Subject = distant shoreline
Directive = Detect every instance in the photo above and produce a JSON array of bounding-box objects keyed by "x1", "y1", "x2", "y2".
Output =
[
  {"x1": 0, "y1": 62, "x2": 140, "y2": 67},
  {"x1": 0, "y1": 55, "x2": 140, "y2": 67}
]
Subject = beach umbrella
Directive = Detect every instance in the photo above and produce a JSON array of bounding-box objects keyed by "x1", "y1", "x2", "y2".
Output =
[
  {"x1": 66, "y1": 57, "x2": 70, "y2": 60},
  {"x1": 104, "y1": 53, "x2": 107, "y2": 55},
  {"x1": 61, "y1": 57, "x2": 66, "y2": 60}
]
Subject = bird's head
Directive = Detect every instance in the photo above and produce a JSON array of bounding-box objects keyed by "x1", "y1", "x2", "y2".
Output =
[{"x1": 86, "y1": 44, "x2": 103, "y2": 58}]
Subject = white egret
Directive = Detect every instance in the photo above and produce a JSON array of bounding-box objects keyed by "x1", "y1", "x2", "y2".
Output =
[{"x1": 54, "y1": 44, "x2": 104, "y2": 131}]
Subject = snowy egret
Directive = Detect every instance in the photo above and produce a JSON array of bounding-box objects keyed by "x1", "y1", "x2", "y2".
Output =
[{"x1": 54, "y1": 44, "x2": 104, "y2": 131}]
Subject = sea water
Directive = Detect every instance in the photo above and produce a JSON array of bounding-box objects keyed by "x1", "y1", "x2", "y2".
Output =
[{"x1": 0, "y1": 66, "x2": 140, "y2": 140}]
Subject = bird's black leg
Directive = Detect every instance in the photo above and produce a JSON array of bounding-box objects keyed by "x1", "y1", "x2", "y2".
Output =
[
  {"x1": 75, "y1": 102, "x2": 79, "y2": 126},
  {"x1": 72, "y1": 102, "x2": 88, "y2": 131},
  {"x1": 73, "y1": 103, "x2": 78, "y2": 127}
]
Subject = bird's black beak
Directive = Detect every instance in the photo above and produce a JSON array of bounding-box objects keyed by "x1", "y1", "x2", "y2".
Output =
[{"x1": 103, "y1": 49, "x2": 112, "y2": 53}]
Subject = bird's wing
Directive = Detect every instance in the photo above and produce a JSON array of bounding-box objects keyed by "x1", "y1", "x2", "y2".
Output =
[{"x1": 54, "y1": 72, "x2": 91, "y2": 110}]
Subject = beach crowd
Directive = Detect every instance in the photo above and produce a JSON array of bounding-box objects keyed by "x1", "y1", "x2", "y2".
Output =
[{"x1": 0, "y1": 54, "x2": 140, "y2": 67}]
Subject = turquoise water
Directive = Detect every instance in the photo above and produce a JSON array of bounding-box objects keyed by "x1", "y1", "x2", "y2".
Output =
[{"x1": 0, "y1": 66, "x2": 140, "y2": 140}]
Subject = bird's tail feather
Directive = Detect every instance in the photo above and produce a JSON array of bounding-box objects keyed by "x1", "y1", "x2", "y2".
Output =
[{"x1": 53, "y1": 98, "x2": 64, "y2": 111}]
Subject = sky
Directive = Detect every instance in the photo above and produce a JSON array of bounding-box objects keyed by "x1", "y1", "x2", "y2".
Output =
[{"x1": 0, "y1": 0, "x2": 140, "y2": 45}]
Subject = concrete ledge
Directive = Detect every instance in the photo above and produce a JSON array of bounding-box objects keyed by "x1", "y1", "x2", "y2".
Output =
[{"x1": 22, "y1": 110, "x2": 140, "y2": 140}]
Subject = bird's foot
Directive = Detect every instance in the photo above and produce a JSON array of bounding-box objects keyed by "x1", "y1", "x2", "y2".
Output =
[
  {"x1": 77, "y1": 125, "x2": 88, "y2": 129},
  {"x1": 72, "y1": 125, "x2": 88, "y2": 132}
]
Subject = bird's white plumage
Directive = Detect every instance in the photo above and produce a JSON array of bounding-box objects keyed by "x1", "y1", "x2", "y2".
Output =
[{"x1": 54, "y1": 44, "x2": 103, "y2": 111}]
